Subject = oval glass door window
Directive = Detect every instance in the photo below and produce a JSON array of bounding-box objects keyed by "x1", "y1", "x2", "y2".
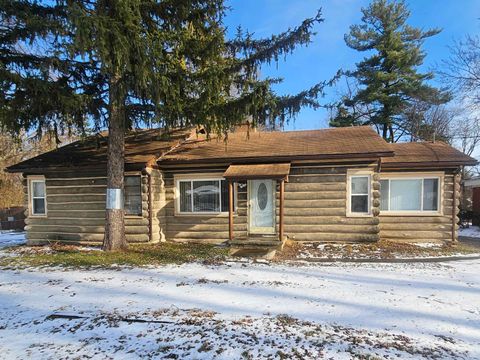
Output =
[{"x1": 257, "y1": 182, "x2": 268, "y2": 210}]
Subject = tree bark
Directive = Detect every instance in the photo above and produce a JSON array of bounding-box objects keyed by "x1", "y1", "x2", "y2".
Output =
[
  {"x1": 382, "y1": 123, "x2": 388, "y2": 140},
  {"x1": 388, "y1": 124, "x2": 394, "y2": 143},
  {"x1": 103, "y1": 75, "x2": 128, "y2": 251}
]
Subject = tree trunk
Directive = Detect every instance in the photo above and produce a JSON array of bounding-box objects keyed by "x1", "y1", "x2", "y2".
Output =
[
  {"x1": 103, "y1": 75, "x2": 128, "y2": 251},
  {"x1": 388, "y1": 124, "x2": 394, "y2": 143},
  {"x1": 382, "y1": 123, "x2": 388, "y2": 140}
]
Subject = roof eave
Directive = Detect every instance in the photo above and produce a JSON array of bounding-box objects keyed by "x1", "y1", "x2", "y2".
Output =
[
  {"x1": 382, "y1": 160, "x2": 478, "y2": 169},
  {"x1": 6, "y1": 161, "x2": 150, "y2": 174},
  {"x1": 158, "y1": 150, "x2": 394, "y2": 165}
]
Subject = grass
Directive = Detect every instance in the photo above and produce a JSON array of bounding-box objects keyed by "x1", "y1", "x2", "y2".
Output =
[
  {"x1": 276, "y1": 239, "x2": 480, "y2": 261},
  {"x1": 0, "y1": 242, "x2": 228, "y2": 269}
]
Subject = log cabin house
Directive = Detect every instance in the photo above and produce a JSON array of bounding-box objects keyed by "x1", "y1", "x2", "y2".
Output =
[{"x1": 6, "y1": 125, "x2": 477, "y2": 252}]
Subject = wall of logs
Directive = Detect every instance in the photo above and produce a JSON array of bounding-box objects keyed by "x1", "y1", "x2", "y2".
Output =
[
  {"x1": 23, "y1": 171, "x2": 151, "y2": 245},
  {"x1": 21, "y1": 166, "x2": 459, "y2": 245},
  {"x1": 378, "y1": 172, "x2": 459, "y2": 244},
  {"x1": 282, "y1": 164, "x2": 380, "y2": 242},
  {"x1": 162, "y1": 170, "x2": 248, "y2": 243}
]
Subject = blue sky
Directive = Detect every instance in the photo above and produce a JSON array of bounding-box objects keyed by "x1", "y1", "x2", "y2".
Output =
[{"x1": 224, "y1": 0, "x2": 480, "y2": 131}]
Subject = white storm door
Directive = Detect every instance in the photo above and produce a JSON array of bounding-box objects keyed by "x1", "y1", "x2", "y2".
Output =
[{"x1": 249, "y1": 179, "x2": 275, "y2": 234}]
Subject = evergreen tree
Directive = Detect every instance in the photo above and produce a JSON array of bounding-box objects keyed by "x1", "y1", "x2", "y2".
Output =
[
  {"x1": 0, "y1": 1, "x2": 328, "y2": 250},
  {"x1": 329, "y1": 0, "x2": 449, "y2": 142}
]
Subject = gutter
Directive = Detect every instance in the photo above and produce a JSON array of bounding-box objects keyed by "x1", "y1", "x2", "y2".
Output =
[
  {"x1": 452, "y1": 170, "x2": 459, "y2": 243},
  {"x1": 145, "y1": 169, "x2": 153, "y2": 243},
  {"x1": 381, "y1": 161, "x2": 479, "y2": 170},
  {"x1": 158, "y1": 151, "x2": 395, "y2": 166}
]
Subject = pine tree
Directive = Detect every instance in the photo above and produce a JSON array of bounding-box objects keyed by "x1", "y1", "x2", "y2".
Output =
[
  {"x1": 0, "y1": 1, "x2": 328, "y2": 250},
  {"x1": 329, "y1": 0, "x2": 449, "y2": 142}
]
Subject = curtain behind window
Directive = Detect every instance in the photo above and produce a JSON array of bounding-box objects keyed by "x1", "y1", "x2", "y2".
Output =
[
  {"x1": 379, "y1": 180, "x2": 389, "y2": 211},
  {"x1": 193, "y1": 180, "x2": 220, "y2": 212},
  {"x1": 390, "y1": 179, "x2": 422, "y2": 211},
  {"x1": 179, "y1": 181, "x2": 192, "y2": 212},
  {"x1": 220, "y1": 180, "x2": 230, "y2": 212},
  {"x1": 423, "y1": 179, "x2": 439, "y2": 211}
]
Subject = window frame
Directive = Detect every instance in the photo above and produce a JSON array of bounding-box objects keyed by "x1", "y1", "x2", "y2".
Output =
[
  {"x1": 379, "y1": 173, "x2": 443, "y2": 216},
  {"x1": 28, "y1": 176, "x2": 47, "y2": 217},
  {"x1": 124, "y1": 174, "x2": 143, "y2": 217},
  {"x1": 346, "y1": 170, "x2": 372, "y2": 217},
  {"x1": 174, "y1": 174, "x2": 237, "y2": 216}
]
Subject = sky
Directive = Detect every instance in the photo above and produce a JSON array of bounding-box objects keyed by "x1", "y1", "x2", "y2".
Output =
[{"x1": 224, "y1": 0, "x2": 480, "y2": 131}]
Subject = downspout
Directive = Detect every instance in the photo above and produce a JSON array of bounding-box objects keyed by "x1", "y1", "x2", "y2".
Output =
[
  {"x1": 147, "y1": 170, "x2": 153, "y2": 243},
  {"x1": 452, "y1": 170, "x2": 459, "y2": 243}
]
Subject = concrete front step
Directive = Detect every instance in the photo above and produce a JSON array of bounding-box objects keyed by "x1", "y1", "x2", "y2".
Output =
[
  {"x1": 229, "y1": 235, "x2": 286, "y2": 258},
  {"x1": 230, "y1": 238, "x2": 282, "y2": 247}
]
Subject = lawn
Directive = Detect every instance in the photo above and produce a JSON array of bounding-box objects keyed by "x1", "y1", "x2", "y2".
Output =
[
  {"x1": 276, "y1": 239, "x2": 480, "y2": 261},
  {"x1": 0, "y1": 243, "x2": 479, "y2": 358},
  {"x1": 1, "y1": 232, "x2": 479, "y2": 359},
  {"x1": 0, "y1": 241, "x2": 228, "y2": 268}
]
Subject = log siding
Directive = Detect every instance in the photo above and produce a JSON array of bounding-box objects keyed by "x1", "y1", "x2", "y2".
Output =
[
  {"x1": 378, "y1": 171, "x2": 459, "y2": 244},
  {"x1": 21, "y1": 165, "x2": 460, "y2": 246},
  {"x1": 24, "y1": 172, "x2": 151, "y2": 245},
  {"x1": 162, "y1": 170, "x2": 248, "y2": 243},
  {"x1": 282, "y1": 164, "x2": 380, "y2": 242}
]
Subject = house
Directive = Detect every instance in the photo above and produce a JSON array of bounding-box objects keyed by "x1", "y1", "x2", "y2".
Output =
[
  {"x1": 462, "y1": 176, "x2": 480, "y2": 225},
  {"x1": 6, "y1": 125, "x2": 477, "y2": 250},
  {"x1": 0, "y1": 207, "x2": 25, "y2": 231}
]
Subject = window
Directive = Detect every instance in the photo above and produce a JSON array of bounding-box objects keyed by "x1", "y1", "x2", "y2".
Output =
[
  {"x1": 379, "y1": 177, "x2": 440, "y2": 213},
  {"x1": 124, "y1": 176, "x2": 142, "y2": 216},
  {"x1": 177, "y1": 178, "x2": 234, "y2": 214},
  {"x1": 349, "y1": 175, "x2": 371, "y2": 215},
  {"x1": 30, "y1": 179, "x2": 46, "y2": 216}
]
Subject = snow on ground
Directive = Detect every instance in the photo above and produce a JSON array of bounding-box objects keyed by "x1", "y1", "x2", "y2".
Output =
[
  {"x1": 0, "y1": 231, "x2": 25, "y2": 249},
  {"x1": 293, "y1": 241, "x2": 480, "y2": 260},
  {"x1": 459, "y1": 225, "x2": 480, "y2": 239},
  {"x1": 1, "y1": 257, "x2": 479, "y2": 359}
]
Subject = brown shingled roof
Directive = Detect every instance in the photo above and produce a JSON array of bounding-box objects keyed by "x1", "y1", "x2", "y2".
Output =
[
  {"x1": 223, "y1": 163, "x2": 291, "y2": 180},
  {"x1": 7, "y1": 127, "x2": 194, "y2": 173},
  {"x1": 10, "y1": 126, "x2": 473, "y2": 173},
  {"x1": 382, "y1": 142, "x2": 477, "y2": 168},
  {"x1": 160, "y1": 126, "x2": 394, "y2": 164}
]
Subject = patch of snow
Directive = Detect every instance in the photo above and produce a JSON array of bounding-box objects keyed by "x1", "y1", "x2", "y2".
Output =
[
  {"x1": 414, "y1": 243, "x2": 443, "y2": 248},
  {"x1": 459, "y1": 226, "x2": 480, "y2": 239},
  {"x1": 0, "y1": 231, "x2": 25, "y2": 249},
  {"x1": 0, "y1": 260, "x2": 479, "y2": 358}
]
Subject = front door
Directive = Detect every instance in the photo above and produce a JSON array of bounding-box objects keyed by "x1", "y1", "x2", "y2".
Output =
[{"x1": 249, "y1": 179, "x2": 275, "y2": 234}]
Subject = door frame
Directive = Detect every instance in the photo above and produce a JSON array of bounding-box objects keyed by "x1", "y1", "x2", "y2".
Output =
[{"x1": 248, "y1": 179, "x2": 276, "y2": 235}]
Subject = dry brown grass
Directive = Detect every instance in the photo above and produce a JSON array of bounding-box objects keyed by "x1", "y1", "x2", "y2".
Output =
[
  {"x1": 0, "y1": 242, "x2": 228, "y2": 269},
  {"x1": 275, "y1": 239, "x2": 479, "y2": 261}
]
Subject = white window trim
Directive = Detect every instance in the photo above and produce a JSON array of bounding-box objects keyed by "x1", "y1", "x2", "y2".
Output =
[
  {"x1": 28, "y1": 176, "x2": 47, "y2": 217},
  {"x1": 174, "y1": 173, "x2": 237, "y2": 216},
  {"x1": 346, "y1": 170, "x2": 373, "y2": 217},
  {"x1": 124, "y1": 174, "x2": 143, "y2": 217},
  {"x1": 379, "y1": 172, "x2": 443, "y2": 216}
]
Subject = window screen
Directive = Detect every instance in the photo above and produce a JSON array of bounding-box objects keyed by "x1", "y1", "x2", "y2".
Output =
[
  {"x1": 423, "y1": 179, "x2": 439, "y2": 211},
  {"x1": 350, "y1": 175, "x2": 370, "y2": 214},
  {"x1": 31, "y1": 180, "x2": 46, "y2": 215},
  {"x1": 178, "y1": 179, "x2": 233, "y2": 213},
  {"x1": 124, "y1": 176, "x2": 142, "y2": 216}
]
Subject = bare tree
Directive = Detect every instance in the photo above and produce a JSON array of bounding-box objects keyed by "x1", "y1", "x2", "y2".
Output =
[
  {"x1": 447, "y1": 113, "x2": 480, "y2": 181},
  {"x1": 453, "y1": 116, "x2": 480, "y2": 157},
  {"x1": 0, "y1": 134, "x2": 24, "y2": 208},
  {"x1": 0, "y1": 132, "x2": 77, "y2": 209},
  {"x1": 402, "y1": 101, "x2": 456, "y2": 143},
  {"x1": 441, "y1": 35, "x2": 480, "y2": 110}
]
